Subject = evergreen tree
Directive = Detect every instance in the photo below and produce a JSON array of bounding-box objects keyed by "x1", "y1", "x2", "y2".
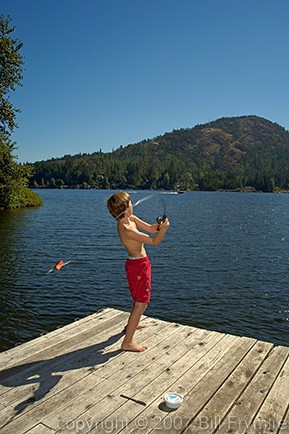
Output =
[{"x1": 0, "y1": 14, "x2": 42, "y2": 208}]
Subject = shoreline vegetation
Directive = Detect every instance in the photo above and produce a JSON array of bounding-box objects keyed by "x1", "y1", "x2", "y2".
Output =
[
  {"x1": 30, "y1": 186, "x2": 289, "y2": 193},
  {"x1": 0, "y1": 187, "x2": 43, "y2": 211}
]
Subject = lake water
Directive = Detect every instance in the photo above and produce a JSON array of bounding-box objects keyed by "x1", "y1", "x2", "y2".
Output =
[{"x1": 0, "y1": 189, "x2": 289, "y2": 352}]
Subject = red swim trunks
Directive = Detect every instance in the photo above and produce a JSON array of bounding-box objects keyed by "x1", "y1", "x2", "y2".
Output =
[{"x1": 125, "y1": 256, "x2": 151, "y2": 303}]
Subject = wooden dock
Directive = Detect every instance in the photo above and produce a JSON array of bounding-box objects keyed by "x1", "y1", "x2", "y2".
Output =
[{"x1": 0, "y1": 308, "x2": 288, "y2": 434}]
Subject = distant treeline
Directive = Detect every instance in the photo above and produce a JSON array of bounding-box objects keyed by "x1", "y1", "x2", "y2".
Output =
[{"x1": 30, "y1": 116, "x2": 289, "y2": 192}]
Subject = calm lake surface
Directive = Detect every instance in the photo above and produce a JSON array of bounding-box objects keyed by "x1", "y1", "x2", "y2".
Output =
[{"x1": 1, "y1": 189, "x2": 289, "y2": 351}]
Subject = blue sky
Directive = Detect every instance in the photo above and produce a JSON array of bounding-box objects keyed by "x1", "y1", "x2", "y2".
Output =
[{"x1": 2, "y1": 0, "x2": 289, "y2": 163}]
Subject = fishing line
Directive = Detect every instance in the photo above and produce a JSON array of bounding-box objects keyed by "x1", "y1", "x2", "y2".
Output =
[
  {"x1": 48, "y1": 194, "x2": 165, "y2": 272},
  {"x1": 113, "y1": 194, "x2": 155, "y2": 220},
  {"x1": 133, "y1": 194, "x2": 154, "y2": 208}
]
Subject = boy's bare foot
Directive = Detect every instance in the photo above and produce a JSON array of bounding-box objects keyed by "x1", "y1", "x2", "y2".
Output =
[
  {"x1": 121, "y1": 342, "x2": 147, "y2": 352},
  {"x1": 123, "y1": 323, "x2": 146, "y2": 333}
]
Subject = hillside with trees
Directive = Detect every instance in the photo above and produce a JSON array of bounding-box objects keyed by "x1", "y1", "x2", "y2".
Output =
[{"x1": 31, "y1": 115, "x2": 289, "y2": 192}]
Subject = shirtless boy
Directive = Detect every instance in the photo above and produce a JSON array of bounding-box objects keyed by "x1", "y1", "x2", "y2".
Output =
[{"x1": 107, "y1": 191, "x2": 170, "y2": 352}]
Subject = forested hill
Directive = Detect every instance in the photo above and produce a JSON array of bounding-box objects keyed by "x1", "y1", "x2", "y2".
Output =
[{"x1": 31, "y1": 115, "x2": 289, "y2": 192}]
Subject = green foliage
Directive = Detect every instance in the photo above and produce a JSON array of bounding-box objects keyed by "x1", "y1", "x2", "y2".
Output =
[
  {"x1": 0, "y1": 14, "x2": 23, "y2": 135},
  {"x1": 0, "y1": 15, "x2": 42, "y2": 209},
  {"x1": 16, "y1": 187, "x2": 43, "y2": 208},
  {"x1": 31, "y1": 115, "x2": 289, "y2": 192},
  {"x1": 0, "y1": 134, "x2": 42, "y2": 208}
]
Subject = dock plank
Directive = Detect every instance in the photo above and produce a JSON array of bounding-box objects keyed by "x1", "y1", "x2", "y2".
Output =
[
  {"x1": 143, "y1": 336, "x2": 256, "y2": 434},
  {"x1": 127, "y1": 335, "x2": 271, "y2": 433},
  {"x1": 118, "y1": 333, "x2": 238, "y2": 434},
  {"x1": 26, "y1": 423, "x2": 57, "y2": 434},
  {"x1": 246, "y1": 352, "x2": 289, "y2": 434},
  {"x1": 216, "y1": 346, "x2": 289, "y2": 434},
  {"x1": 0, "y1": 314, "x2": 179, "y2": 433},
  {"x1": 56, "y1": 326, "x2": 215, "y2": 433},
  {"x1": 0, "y1": 309, "x2": 131, "y2": 403},
  {"x1": 0, "y1": 308, "x2": 288, "y2": 434},
  {"x1": 0, "y1": 308, "x2": 120, "y2": 370},
  {"x1": 42, "y1": 322, "x2": 195, "y2": 432},
  {"x1": 0, "y1": 311, "x2": 129, "y2": 404},
  {"x1": 182, "y1": 340, "x2": 274, "y2": 433}
]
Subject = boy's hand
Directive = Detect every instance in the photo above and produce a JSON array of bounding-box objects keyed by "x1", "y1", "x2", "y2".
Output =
[
  {"x1": 152, "y1": 223, "x2": 160, "y2": 233},
  {"x1": 158, "y1": 218, "x2": 170, "y2": 231}
]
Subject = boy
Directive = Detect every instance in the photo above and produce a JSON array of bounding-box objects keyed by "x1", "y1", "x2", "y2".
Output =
[{"x1": 107, "y1": 191, "x2": 170, "y2": 352}]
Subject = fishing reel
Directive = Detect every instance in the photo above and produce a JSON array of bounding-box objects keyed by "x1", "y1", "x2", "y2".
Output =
[
  {"x1": 156, "y1": 214, "x2": 167, "y2": 230},
  {"x1": 156, "y1": 198, "x2": 167, "y2": 230}
]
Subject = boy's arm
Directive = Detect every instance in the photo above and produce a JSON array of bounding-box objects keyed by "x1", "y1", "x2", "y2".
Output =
[
  {"x1": 124, "y1": 219, "x2": 170, "y2": 246},
  {"x1": 132, "y1": 215, "x2": 159, "y2": 234}
]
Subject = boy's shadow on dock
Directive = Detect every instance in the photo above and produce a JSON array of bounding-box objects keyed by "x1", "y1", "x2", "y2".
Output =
[{"x1": 0, "y1": 330, "x2": 123, "y2": 421}]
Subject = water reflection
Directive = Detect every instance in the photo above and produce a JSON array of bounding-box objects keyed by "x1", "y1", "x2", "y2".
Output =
[{"x1": 0, "y1": 208, "x2": 38, "y2": 348}]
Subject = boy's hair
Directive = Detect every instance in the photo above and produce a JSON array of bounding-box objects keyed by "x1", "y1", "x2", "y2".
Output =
[{"x1": 107, "y1": 191, "x2": 131, "y2": 220}]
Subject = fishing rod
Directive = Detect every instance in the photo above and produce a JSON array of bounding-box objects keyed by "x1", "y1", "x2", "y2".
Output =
[
  {"x1": 134, "y1": 194, "x2": 167, "y2": 229},
  {"x1": 156, "y1": 198, "x2": 167, "y2": 230}
]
